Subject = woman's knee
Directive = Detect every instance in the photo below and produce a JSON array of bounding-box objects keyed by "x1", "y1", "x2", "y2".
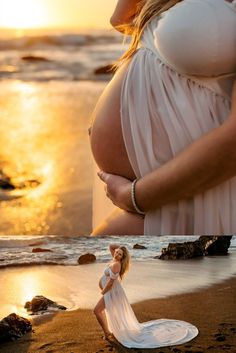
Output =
[{"x1": 93, "y1": 305, "x2": 102, "y2": 316}]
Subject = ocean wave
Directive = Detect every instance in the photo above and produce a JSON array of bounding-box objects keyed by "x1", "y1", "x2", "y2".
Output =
[
  {"x1": 0, "y1": 33, "x2": 121, "y2": 51},
  {"x1": 0, "y1": 32, "x2": 127, "y2": 82},
  {"x1": 0, "y1": 235, "x2": 235, "y2": 269}
]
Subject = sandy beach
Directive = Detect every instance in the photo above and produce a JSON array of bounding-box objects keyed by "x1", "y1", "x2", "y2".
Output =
[
  {"x1": 1, "y1": 253, "x2": 236, "y2": 353},
  {"x1": 1, "y1": 276, "x2": 235, "y2": 353}
]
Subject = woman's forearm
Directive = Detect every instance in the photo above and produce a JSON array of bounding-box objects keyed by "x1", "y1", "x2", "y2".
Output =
[
  {"x1": 97, "y1": 83, "x2": 236, "y2": 213},
  {"x1": 109, "y1": 244, "x2": 120, "y2": 257},
  {"x1": 136, "y1": 115, "x2": 236, "y2": 211},
  {"x1": 101, "y1": 280, "x2": 113, "y2": 295},
  {"x1": 109, "y1": 244, "x2": 120, "y2": 251}
]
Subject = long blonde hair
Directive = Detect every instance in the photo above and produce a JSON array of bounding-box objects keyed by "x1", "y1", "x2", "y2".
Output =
[
  {"x1": 119, "y1": 246, "x2": 130, "y2": 280},
  {"x1": 113, "y1": 0, "x2": 182, "y2": 70}
]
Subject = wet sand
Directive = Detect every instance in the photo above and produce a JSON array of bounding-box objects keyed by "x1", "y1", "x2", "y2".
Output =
[{"x1": 1, "y1": 276, "x2": 235, "y2": 353}]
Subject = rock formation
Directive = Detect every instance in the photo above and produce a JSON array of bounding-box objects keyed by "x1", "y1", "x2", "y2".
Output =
[
  {"x1": 133, "y1": 243, "x2": 147, "y2": 249},
  {"x1": 24, "y1": 295, "x2": 67, "y2": 314},
  {"x1": 158, "y1": 236, "x2": 232, "y2": 260},
  {"x1": 0, "y1": 313, "x2": 32, "y2": 343},
  {"x1": 32, "y1": 248, "x2": 52, "y2": 253},
  {"x1": 198, "y1": 236, "x2": 232, "y2": 256},
  {"x1": 78, "y1": 253, "x2": 96, "y2": 264}
]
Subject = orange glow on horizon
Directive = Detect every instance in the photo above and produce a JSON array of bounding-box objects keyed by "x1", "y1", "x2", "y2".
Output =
[
  {"x1": 0, "y1": 0, "x2": 116, "y2": 31},
  {"x1": 0, "y1": 0, "x2": 49, "y2": 29}
]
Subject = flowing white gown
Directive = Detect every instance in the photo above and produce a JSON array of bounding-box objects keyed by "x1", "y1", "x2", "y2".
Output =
[
  {"x1": 101, "y1": 266, "x2": 198, "y2": 349},
  {"x1": 93, "y1": 0, "x2": 236, "y2": 234}
]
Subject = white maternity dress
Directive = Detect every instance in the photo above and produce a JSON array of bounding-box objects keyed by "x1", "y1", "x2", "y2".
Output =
[
  {"x1": 93, "y1": 0, "x2": 236, "y2": 234},
  {"x1": 100, "y1": 266, "x2": 198, "y2": 348}
]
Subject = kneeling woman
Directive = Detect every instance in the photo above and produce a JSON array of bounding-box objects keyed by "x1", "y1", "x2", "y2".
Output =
[{"x1": 94, "y1": 243, "x2": 198, "y2": 348}]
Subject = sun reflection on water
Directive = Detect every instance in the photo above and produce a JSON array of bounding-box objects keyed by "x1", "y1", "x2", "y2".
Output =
[
  {"x1": 0, "y1": 79, "x2": 102, "y2": 234},
  {"x1": 0, "y1": 81, "x2": 66, "y2": 234}
]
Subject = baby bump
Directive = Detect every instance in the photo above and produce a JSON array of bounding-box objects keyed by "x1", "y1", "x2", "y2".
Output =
[
  {"x1": 90, "y1": 61, "x2": 136, "y2": 181},
  {"x1": 99, "y1": 275, "x2": 107, "y2": 289}
]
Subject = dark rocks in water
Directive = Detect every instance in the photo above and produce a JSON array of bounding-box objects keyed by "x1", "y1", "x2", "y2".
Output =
[
  {"x1": 32, "y1": 247, "x2": 52, "y2": 253},
  {"x1": 0, "y1": 171, "x2": 15, "y2": 190},
  {"x1": 158, "y1": 241, "x2": 204, "y2": 260},
  {"x1": 199, "y1": 236, "x2": 232, "y2": 256},
  {"x1": 133, "y1": 243, "x2": 147, "y2": 249},
  {"x1": 24, "y1": 295, "x2": 67, "y2": 314},
  {"x1": 0, "y1": 313, "x2": 32, "y2": 342},
  {"x1": 94, "y1": 64, "x2": 114, "y2": 75},
  {"x1": 0, "y1": 179, "x2": 15, "y2": 190},
  {"x1": 158, "y1": 236, "x2": 232, "y2": 260},
  {"x1": 0, "y1": 169, "x2": 40, "y2": 195},
  {"x1": 78, "y1": 253, "x2": 96, "y2": 264},
  {"x1": 21, "y1": 55, "x2": 51, "y2": 62}
]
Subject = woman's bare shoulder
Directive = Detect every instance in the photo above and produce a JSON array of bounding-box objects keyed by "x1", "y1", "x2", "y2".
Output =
[{"x1": 110, "y1": 261, "x2": 121, "y2": 273}]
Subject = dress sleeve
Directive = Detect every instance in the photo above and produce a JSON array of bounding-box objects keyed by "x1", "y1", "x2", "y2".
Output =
[{"x1": 109, "y1": 268, "x2": 120, "y2": 280}]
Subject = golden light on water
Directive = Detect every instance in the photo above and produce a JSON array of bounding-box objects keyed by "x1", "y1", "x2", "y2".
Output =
[
  {"x1": 0, "y1": 81, "x2": 65, "y2": 234},
  {"x1": 2, "y1": 272, "x2": 42, "y2": 318},
  {"x1": 0, "y1": 79, "x2": 96, "y2": 235},
  {"x1": 20, "y1": 274, "x2": 39, "y2": 303},
  {"x1": 0, "y1": 0, "x2": 48, "y2": 29}
]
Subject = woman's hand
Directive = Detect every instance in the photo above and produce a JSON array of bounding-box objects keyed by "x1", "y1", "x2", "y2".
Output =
[{"x1": 98, "y1": 171, "x2": 135, "y2": 213}]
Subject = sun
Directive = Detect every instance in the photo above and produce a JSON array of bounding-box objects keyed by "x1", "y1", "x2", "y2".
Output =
[{"x1": 0, "y1": 0, "x2": 48, "y2": 29}]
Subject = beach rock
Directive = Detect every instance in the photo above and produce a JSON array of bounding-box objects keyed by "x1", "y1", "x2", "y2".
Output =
[
  {"x1": 77, "y1": 253, "x2": 96, "y2": 264},
  {"x1": 21, "y1": 55, "x2": 51, "y2": 62},
  {"x1": 199, "y1": 236, "x2": 232, "y2": 255},
  {"x1": 24, "y1": 295, "x2": 67, "y2": 314},
  {"x1": 0, "y1": 313, "x2": 32, "y2": 342},
  {"x1": 133, "y1": 243, "x2": 147, "y2": 249},
  {"x1": 158, "y1": 236, "x2": 232, "y2": 260},
  {"x1": 0, "y1": 170, "x2": 40, "y2": 194},
  {"x1": 94, "y1": 64, "x2": 114, "y2": 75},
  {"x1": 158, "y1": 241, "x2": 204, "y2": 260},
  {"x1": 0, "y1": 170, "x2": 15, "y2": 190},
  {"x1": 32, "y1": 247, "x2": 52, "y2": 253}
]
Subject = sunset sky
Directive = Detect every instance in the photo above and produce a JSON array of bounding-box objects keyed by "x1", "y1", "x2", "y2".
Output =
[{"x1": 0, "y1": 0, "x2": 117, "y2": 30}]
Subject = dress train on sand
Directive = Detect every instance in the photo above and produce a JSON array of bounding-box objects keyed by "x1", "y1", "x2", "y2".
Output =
[{"x1": 101, "y1": 266, "x2": 198, "y2": 349}]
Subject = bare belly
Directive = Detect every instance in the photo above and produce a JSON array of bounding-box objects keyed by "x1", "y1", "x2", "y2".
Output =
[
  {"x1": 90, "y1": 61, "x2": 136, "y2": 180},
  {"x1": 99, "y1": 277, "x2": 103, "y2": 290}
]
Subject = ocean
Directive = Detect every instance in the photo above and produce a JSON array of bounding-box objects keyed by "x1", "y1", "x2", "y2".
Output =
[
  {"x1": 0, "y1": 235, "x2": 235, "y2": 268},
  {"x1": 0, "y1": 29, "x2": 126, "y2": 82}
]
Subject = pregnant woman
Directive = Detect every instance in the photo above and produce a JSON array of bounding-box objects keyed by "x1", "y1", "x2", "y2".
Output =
[
  {"x1": 94, "y1": 243, "x2": 198, "y2": 348},
  {"x1": 90, "y1": 0, "x2": 236, "y2": 235}
]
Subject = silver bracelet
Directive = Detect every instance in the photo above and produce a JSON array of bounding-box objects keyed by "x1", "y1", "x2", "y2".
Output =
[{"x1": 131, "y1": 178, "x2": 145, "y2": 215}]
